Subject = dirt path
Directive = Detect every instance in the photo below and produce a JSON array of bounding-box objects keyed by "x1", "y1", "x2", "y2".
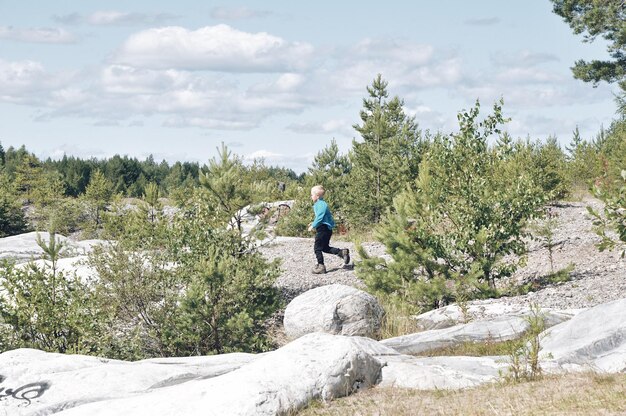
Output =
[{"x1": 259, "y1": 197, "x2": 626, "y2": 309}]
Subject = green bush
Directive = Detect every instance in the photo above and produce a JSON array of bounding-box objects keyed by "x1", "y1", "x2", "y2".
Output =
[
  {"x1": 357, "y1": 100, "x2": 546, "y2": 311},
  {"x1": 0, "y1": 234, "x2": 102, "y2": 354}
]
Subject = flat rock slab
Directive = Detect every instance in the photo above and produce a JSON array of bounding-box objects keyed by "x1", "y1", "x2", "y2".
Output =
[
  {"x1": 0, "y1": 333, "x2": 382, "y2": 416},
  {"x1": 0, "y1": 232, "x2": 107, "y2": 264},
  {"x1": 14, "y1": 256, "x2": 97, "y2": 284},
  {"x1": 413, "y1": 301, "x2": 581, "y2": 331},
  {"x1": 284, "y1": 284, "x2": 384, "y2": 339},
  {"x1": 380, "y1": 355, "x2": 506, "y2": 390},
  {"x1": 381, "y1": 316, "x2": 528, "y2": 355},
  {"x1": 541, "y1": 297, "x2": 626, "y2": 373},
  {"x1": 342, "y1": 337, "x2": 506, "y2": 390},
  {"x1": 0, "y1": 348, "x2": 258, "y2": 415}
]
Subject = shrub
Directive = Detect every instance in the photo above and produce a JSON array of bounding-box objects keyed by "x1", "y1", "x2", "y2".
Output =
[{"x1": 357, "y1": 100, "x2": 546, "y2": 311}]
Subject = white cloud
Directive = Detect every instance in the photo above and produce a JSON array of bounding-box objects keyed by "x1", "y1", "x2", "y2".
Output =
[
  {"x1": 495, "y1": 67, "x2": 562, "y2": 84},
  {"x1": 242, "y1": 150, "x2": 312, "y2": 172},
  {"x1": 210, "y1": 7, "x2": 271, "y2": 20},
  {"x1": 491, "y1": 50, "x2": 560, "y2": 68},
  {"x1": 287, "y1": 119, "x2": 353, "y2": 136},
  {"x1": 53, "y1": 11, "x2": 178, "y2": 26},
  {"x1": 457, "y1": 80, "x2": 610, "y2": 109},
  {"x1": 405, "y1": 105, "x2": 451, "y2": 132},
  {"x1": 0, "y1": 59, "x2": 77, "y2": 105},
  {"x1": 0, "y1": 26, "x2": 76, "y2": 43},
  {"x1": 163, "y1": 116, "x2": 259, "y2": 130},
  {"x1": 321, "y1": 39, "x2": 462, "y2": 96},
  {"x1": 114, "y1": 25, "x2": 314, "y2": 72},
  {"x1": 244, "y1": 150, "x2": 283, "y2": 160}
]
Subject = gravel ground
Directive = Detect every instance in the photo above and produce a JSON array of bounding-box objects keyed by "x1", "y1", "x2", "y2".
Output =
[{"x1": 259, "y1": 196, "x2": 626, "y2": 310}]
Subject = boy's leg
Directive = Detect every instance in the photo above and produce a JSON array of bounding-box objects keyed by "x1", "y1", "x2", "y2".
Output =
[
  {"x1": 314, "y1": 227, "x2": 326, "y2": 265},
  {"x1": 321, "y1": 227, "x2": 340, "y2": 256},
  {"x1": 319, "y1": 226, "x2": 349, "y2": 265},
  {"x1": 313, "y1": 227, "x2": 328, "y2": 274}
]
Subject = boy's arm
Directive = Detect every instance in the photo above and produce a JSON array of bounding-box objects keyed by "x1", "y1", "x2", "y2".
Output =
[{"x1": 311, "y1": 202, "x2": 325, "y2": 229}]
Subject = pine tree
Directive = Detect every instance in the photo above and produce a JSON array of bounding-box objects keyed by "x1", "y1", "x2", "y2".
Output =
[
  {"x1": 308, "y1": 139, "x2": 351, "y2": 214},
  {"x1": 0, "y1": 172, "x2": 27, "y2": 237},
  {"x1": 345, "y1": 74, "x2": 424, "y2": 229},
  {"x1": 199, "y1": 143, "x2": 252, "y2": 231},
  {"x1": 83, "y1": 170, "x2": 114, "y2": 231},
  {"x1": 566, "y1": 126, "x2": 583, "y2": 159},
  {"x1": 357, "y1": 100, "x2": 546, "y2": 310}
]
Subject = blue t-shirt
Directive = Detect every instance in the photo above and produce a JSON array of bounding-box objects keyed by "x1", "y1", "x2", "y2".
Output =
[{"x1": 312, "y1": 198, "x2": 335, "y2": 229}]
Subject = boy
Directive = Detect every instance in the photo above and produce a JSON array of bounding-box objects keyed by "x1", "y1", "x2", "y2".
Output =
[{"x1": 308, "y1": 185, "x2": 350, "y2": 274}]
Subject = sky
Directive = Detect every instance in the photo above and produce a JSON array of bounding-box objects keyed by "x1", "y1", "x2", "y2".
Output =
[{"x1": 0, "y1": 1, "x2": 620, "y2": 172}]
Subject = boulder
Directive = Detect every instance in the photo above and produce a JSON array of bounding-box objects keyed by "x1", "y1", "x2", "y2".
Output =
[
  {"x1": 283, "y1": 284, "x2": 384, "y2": 339},
  {"x1": 541, "y1": 297, "x2": 626, "y2": 373},
  {"x1": 381, "y1": 316, "x2": 528, "y2": 355},
  {"x1": 3, "y1": 333, "x2": 382, "y2": 416}
]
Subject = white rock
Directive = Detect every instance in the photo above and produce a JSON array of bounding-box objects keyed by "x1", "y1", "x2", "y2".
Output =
[
  {"x1": 49, "y1": 333, "x2": 382, "y2": 416},
  {"x1": 0, "y1": 232, "x2": 107, "y2": 264},
  {"x1": 283, "y1": 284, "x2": 384, "y2": 339},
  {"x1": 381, "y1": 316, "x2": 528, "y2": 355},
  {"x1": 0, "y1": 349, "x2": 259, "y2": 415},
  {"x1": 346, "y1": 336, "x2": 506, "y2": 390},
  {"x1": 541, "y1": 297, "x2": 626, "y2": 373},
  {"x1": 0, "y1": 232, "x2": 70, "y2": 263},
  {"x1": 379, "y1": 355, "x2": 506, "y2": 390},
  {"x1": 413, "y1": 300, "x2": 581, "y2": 331},
  {"x1": 14, "y1": 256, "x2": 97, "y2": 284}
]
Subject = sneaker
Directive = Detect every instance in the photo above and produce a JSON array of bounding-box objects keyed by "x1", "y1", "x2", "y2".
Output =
[
  {"x1": 340, "y1": 248, "x2": 350, "y2": 265},
  {"x1": 312, "y1": 264, "x2": 327, "y2": 274}
]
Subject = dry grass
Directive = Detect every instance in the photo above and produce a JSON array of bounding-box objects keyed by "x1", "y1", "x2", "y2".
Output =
[
  {"x1": 299, "y1": 372, "x2": 626, "y2": 415},
  {"x1": 412, "y1": 338, "x2": 519, "y2": 357}
]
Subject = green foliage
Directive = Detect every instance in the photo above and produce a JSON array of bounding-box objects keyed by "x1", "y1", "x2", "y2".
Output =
[
  {"x1": 502, "y1": 303, "x2": 547, "y2": 383},
  {"x1": 14, "y1": 154, "x2": 47, "y2": 205},
  {"x1": 566, "y1": 127, "x2": 601, "y2": 189},
  {"x1": 307, "y1": 139, "x2": 351, "y2": 214},
  {"x1": 357, "y1": 100, "x2": 546, "y2": 311},
  {"x1": 551, "y1": 0, "x2": 626, "y2": 97},
  {"x1": 0, "y1": 172, "x2": 27, "y2": 237},
  {"x1": 88, "y1": 192, "x2": 281, "y2": 358},
  {"x1": 531, "y1": 136, "x2": 570, "y2": 200},
  {"x1": 588, "y1": 170, "x2": 626, "y2": 256},
  {"x1": 169, "y1": 199, "x2": 281, "y2": 354},
  {"x1": 200, "y1": 143, "x2": 254, "y2": 230},
  {"x1": 531, "y1": 207, "x2": 560, "y2": 273},
  {"x1": 81, "y1": 170, "x2": 114, "y2": 235},
  {"x1": 275, "y1": 189, "x2": 312, "y2": 237},
  {"x1": 344, "y1": 74, "x2": 425, "y2": 229},
  {"x1": 0, "y1": 233, "x2": 101, "y2": 354}
]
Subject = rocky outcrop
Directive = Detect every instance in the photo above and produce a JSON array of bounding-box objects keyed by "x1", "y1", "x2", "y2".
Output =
[
  {"x1": 0, "y1": 333, "x2": 382, "y2": 416},
  {"x1": 542, "y1": 297, "x2": 626, "y2": 373},
  {"x1": 381, "y1": 316, "x2": 528, "y2": 355},
  {"x1": 283, "y1": 284, "x2": 384, "y2": 339},
  {"x1": 0, "y1": 232, "x2": 107, "y2": 264},
  {"x1": 412, "y1": 301, "x2": 580, "y2": 331}
]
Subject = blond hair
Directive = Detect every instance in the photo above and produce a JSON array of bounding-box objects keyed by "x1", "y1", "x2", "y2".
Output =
[{"x1": 311, "y1": 185, "x2": 325, "y2": 197}]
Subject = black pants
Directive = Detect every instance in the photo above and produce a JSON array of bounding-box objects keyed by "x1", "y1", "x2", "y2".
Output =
[{"x1": 314, "y1": 224, "x2": 340, "y2": 264}]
